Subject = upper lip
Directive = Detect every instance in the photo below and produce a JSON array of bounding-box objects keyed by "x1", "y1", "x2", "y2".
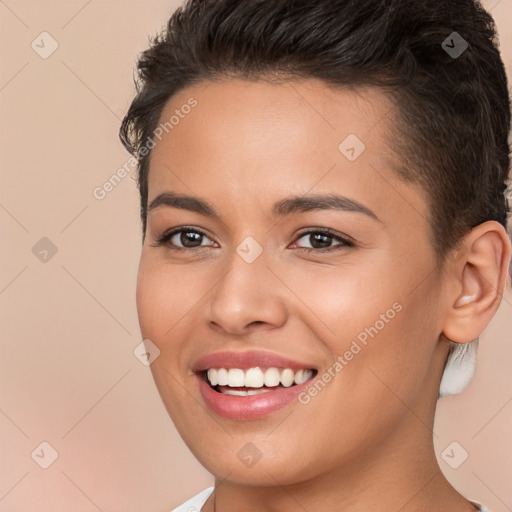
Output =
[{"x1": 192, "y1": 350, "x2": 317, "y2": 372}]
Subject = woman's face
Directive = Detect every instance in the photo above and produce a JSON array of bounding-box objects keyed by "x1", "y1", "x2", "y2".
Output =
[{"x1": 136, "y1": 78, "x2": 450, "y2": 484}]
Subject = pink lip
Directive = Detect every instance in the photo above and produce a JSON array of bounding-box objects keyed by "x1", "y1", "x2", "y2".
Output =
[
  {"x1": 192, "y1": 350, "x2": 316, "y2": 372},
  {"x1": 191, "y1": 350, "x2": 317, "y2": 420},
  {"x1": 193, "y1": 351, "x2": 315, "y2": 420},
  {"x1": 196, "y1": 373, "x2": 314, "y2": 420}
]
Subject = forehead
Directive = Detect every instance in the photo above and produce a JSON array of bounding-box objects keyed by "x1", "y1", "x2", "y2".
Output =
[
  {"x1": 147, "y1": 78, "x2": 426, "y2": 224},
  {"x1": 149, "y1": 78, "x2": 392, "y2": 171}
]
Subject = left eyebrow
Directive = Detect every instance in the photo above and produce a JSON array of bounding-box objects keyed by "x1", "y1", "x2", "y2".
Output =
[
  {"x1": 271, "y1": 194, "x2": 380, "y2": 222},
  {"x1": 147, "y1": 192, "x2": 380, "y2": 222}
]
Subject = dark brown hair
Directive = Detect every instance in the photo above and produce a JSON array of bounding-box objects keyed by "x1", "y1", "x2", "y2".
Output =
[{"x1": 119, "y1": 0, "x2": 511, "y2": 258}]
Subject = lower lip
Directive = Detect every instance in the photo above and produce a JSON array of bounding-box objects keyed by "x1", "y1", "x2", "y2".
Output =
[{"x1": 196, "y1": 374, "x2": 313, "y2": 420}]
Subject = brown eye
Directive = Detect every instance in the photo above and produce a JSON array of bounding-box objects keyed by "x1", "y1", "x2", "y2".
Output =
[
  {"x1": 175, "y1": 231, "x2": 205, "y2": 247},
  {"x1": 155, "y1": 227, "x2": 216, "y2": 249},
  {"x1": 293, "y1": 229, "x2": 353, "y2": 252},
  {"x1": 298, "y1": 232, "x2": 334, "y2": 249}
]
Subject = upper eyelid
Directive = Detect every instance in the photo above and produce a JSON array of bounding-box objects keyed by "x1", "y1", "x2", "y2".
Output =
[{"x1": 294, "y1": 228, "x2": 351, "y2": 241}]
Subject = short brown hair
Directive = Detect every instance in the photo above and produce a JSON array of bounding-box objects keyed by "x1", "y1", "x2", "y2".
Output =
[{"x1": 120, "y1": 0, "x2": 511, "y2": 258}]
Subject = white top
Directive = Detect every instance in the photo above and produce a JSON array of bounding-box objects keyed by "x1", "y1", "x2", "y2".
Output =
[
  {"x1": 170, "y1": 486, "x2": 491, "y2": 511},
  {"x1": 171, "y1": 486, "x2": 214, "y2": 511}
]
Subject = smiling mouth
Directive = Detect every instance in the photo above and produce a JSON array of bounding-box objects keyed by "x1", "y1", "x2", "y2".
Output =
[{"x1": 203, "y1": 366, "x2": 318, "y2": 396}]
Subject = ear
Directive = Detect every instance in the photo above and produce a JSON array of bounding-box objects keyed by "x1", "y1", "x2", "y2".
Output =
[{"x1": 441, "y1": 221, "x2": 511, "y2": 344}]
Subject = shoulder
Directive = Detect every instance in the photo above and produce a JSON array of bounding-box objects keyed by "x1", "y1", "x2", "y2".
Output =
[
  {"x1": 170, "y1": 487, "x2": 215, "y2": 512},
  {"x1": 168, "y1": 490, "x2": 490, "y2": 512}
]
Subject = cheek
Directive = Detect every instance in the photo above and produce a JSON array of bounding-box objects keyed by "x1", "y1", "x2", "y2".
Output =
[
  {"x1": 329, "y1": 281, "x2": 440, "y2": 412},
  {"x1": 135, "y1": 255, "x2": 199, "y2": 340},
  {"x1": 284, "y1": 259, "x2": 399, "y2": 344},
  {"x1": 135, "y1": 258, "x2": 199, "y2": 424},
  {"x1": 293, "y1": 258, "x2": 438, "y2": 398}
]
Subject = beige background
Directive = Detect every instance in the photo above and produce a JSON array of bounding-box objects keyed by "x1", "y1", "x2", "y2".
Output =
[{"x1": 0, "y1": 1, "x2": 511, "y2": 510}]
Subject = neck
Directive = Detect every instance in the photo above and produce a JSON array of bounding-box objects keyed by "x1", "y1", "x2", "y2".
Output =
[{"x1": 209, "y1": 417, "x2": 475, "y2": 512}]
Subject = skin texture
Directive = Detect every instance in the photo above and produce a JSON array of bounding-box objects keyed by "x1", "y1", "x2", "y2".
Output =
[{"x1": 136, "y1": 78, "x2": 511, "y2": 512}]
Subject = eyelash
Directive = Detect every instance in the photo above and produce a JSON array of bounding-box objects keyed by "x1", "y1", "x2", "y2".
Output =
[{"x1": 154, "y1": 226, "x2": 354, "y2": 253}]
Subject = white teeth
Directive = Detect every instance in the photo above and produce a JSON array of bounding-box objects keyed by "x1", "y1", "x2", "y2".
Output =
[
  {"x1": 264, "y1": 367, "x2": 281, "y2": 387},
  {"x1": 223, "y1": 388, "x2": 273, "y2": 396},
  {"x1": 217, "y1": 368, "x2": 228, "y2": 386},
  {"x1": 294, "y1": 369, "x2": 313, "y2": 385},
  {"x1": 227, "y1": 368, "x2": 245, "y2": 387},
  {"x1": 244, "y1": 367, "x2": 264, "y2": 388},
  {"x1": 294, "y1": 369, "x2": 305, "y2": 385},
  {"x1": 205, "y1": 366, "x2": 314, "y2": 388},
  {"x1": 246, "y1": 388, "x2": 271, "y2": 396},
  {"x1": 280, "y1": 368, "x2": 295, "y2": 387},
  {"x1": 220, "y1": 389, "x2": 247, "y2": 396},
  {"x1": 207, "y1": 369, "x2": 217, "y2": 386}
]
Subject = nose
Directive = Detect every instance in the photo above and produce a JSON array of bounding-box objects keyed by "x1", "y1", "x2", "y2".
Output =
[{"x1": 207, "y1": 248, "x2": 288, "y2": 336}]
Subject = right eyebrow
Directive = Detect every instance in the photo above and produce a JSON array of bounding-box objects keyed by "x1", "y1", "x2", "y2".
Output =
[{"x1": 147, "y1": 192, "x2": 218, "y2": 217}]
